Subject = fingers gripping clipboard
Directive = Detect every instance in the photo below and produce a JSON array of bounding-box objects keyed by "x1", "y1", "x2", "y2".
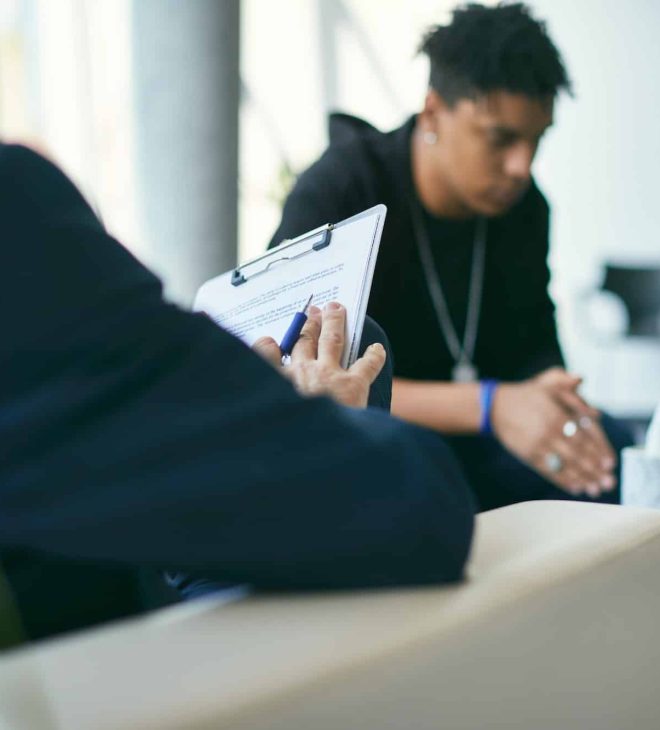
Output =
[{"x1": 194, "y1": 205, "x2": 387, "y2": 368}]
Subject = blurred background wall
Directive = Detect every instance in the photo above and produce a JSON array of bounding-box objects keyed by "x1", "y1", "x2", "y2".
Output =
[{"x1": 0, "y1": 0, "x2": 658, "y2": 422}]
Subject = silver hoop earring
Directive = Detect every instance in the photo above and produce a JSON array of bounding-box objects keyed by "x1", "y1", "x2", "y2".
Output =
[{"x1": 423, "y1": 131, "x2": 438, "y2": 145}]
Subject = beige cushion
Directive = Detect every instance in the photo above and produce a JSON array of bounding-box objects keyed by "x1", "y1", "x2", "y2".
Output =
[{"x1": 2, "y1": 500, "x2": 660, "y2": 729}]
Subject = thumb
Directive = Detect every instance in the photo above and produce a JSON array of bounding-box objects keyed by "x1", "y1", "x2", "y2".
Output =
[
  {"x1": 537, "y1": 367, "x2": 582, "y2": 389},
  {"x1": 349, "y1": 342, "x2": 386, "y2": 384}
]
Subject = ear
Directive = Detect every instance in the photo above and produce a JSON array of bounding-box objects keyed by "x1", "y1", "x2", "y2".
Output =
[{"x1": 419, "y1": 89, "x2": 449, "y2": 131}]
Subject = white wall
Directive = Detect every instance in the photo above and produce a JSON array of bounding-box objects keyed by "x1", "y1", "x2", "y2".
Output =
[
  {"x1": 532, "y1": 0, "x2": 660, "y2": 279},
  {"x1": 0, "y1": 0, "x2": 142, "y2": 260}
]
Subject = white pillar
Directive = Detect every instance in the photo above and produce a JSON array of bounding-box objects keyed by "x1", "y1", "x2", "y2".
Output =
[{"x1": 131, "y1": 0, "x2": 240, "y2": 305}]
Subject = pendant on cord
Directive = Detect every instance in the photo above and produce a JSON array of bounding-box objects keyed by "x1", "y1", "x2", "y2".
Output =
[{"x1": 452, "y1": 359, "x2": 478, "y2": 383}]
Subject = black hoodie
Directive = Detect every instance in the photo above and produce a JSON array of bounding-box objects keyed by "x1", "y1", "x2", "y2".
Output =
[{"x1": 270, "y1": 114, "x2": 564, "y2": 381}]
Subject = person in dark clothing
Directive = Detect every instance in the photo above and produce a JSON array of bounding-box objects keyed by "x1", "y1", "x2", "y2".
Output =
[
  {"x1": 0, "y1": 142, "x2": 474, "y2": 642},
  {"x1": 166, "y1": 316, "x2": 396, "y2": 601},
  {"x1": 270, "y1": 3, "x2": 634, "y2": 510}
]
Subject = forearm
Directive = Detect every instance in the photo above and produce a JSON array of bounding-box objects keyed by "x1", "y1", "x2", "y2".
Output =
[
  {"x1": 2, "y1": 307, "x2": 474, "y2": 589},
  {"x1": 392, "y1": 377, "x2": 481, "y2": 434}
]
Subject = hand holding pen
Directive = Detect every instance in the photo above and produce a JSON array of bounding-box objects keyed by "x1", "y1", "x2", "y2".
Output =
[
  {"x1": 254, "y1": 300, "x2": 386, "y2": 409},
  {"x1": 279, "y1": 294, "x2": 314, "y2": 360}
]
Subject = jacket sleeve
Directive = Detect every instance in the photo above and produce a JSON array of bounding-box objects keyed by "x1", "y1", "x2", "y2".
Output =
[
  {"x1": 506, "y1": 188, "x2": 565, "y2": 380},
  {"x1": 0, "y1": 145, "x2": 474, "y2": 590}
]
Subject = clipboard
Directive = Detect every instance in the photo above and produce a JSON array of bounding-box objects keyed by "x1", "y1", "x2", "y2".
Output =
[{"x1": 194, "y1": 204, "x2": 387, "y2": 368}]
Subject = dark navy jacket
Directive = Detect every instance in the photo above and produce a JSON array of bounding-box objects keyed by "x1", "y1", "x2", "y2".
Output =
[{"x1": 0, "y1": 144, "x2": 474, "y2": 641}]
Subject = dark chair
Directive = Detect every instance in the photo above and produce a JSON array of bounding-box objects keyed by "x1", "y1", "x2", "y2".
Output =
[{"x1": 602, "y1": 264, "x2": 660, "y2": 337}]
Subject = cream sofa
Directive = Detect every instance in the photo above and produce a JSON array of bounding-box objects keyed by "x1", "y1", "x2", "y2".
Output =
[{"x1": 2, "y1": 500, "x2": 660, "y2": 730}]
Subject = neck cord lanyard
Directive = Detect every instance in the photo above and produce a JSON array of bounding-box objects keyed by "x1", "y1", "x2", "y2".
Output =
[{"x1": 409, "y1": 199, "x2": 487, "y2": 382}]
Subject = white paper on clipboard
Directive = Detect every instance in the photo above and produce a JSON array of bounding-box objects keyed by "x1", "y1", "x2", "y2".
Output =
[{"x1": 194, "y1": 205, "x2": 387, "y2": 368}]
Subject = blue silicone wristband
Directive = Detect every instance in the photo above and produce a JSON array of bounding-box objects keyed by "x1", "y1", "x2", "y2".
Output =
[{"x1": 479, "y1": 379, "x2": 499, "y2": 436}]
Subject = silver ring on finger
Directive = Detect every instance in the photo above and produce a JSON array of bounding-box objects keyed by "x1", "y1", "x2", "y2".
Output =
[
  {"x1": 545, "y1": 451, "x2": 564, "y2": 473},
  {"x1": 578, "y1": 415, "x2": 593, "y2": 430},
  {"x1": 562, "y1": 420, "x2": 578, "y2": 438}
]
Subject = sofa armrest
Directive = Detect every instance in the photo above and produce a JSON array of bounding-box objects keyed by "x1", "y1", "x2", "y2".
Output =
[{"x1": 2, "y1": 500, "x2": 660, "y2": 730}]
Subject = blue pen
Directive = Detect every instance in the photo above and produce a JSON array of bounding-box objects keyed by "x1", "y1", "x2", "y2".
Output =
[{"x1": 280, "y1": 294, "x2": 314, "y2": 358}]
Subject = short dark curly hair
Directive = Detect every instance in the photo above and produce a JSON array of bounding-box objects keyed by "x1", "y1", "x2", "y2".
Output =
[{"x1": 419, "y1": 2, "x2": 572, "y2": 105}]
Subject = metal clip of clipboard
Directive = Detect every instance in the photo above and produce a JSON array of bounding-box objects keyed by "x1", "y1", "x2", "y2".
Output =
[{"x1": 231, "y1": 223, "x2": 334, "y2": 286}]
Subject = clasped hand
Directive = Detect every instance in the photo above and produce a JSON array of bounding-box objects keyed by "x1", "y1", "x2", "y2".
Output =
[
  {"x1": 491, "y1": 367, "x2": 616, "y2": 498},
  {"x1": 253, "y1": 302, "x2": 386, "y2": 409}
]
